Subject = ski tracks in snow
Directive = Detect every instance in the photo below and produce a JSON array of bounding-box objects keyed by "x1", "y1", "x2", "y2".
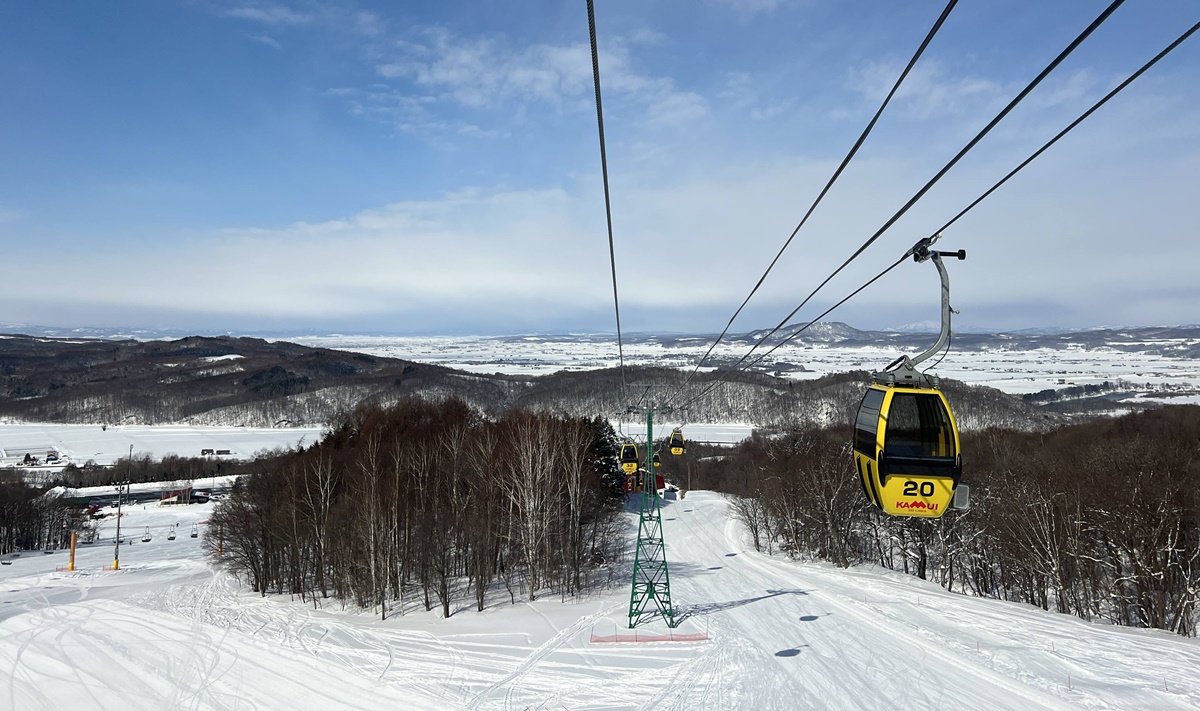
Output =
[
  {"x1": 137, "y1": 573, "x2": 462, "y2": 705},
  {"x1": 466, "y1": 602, "x2": 617, "y2": 710},
  {"x1": 668, "y1": 491, "x2": 1198, "y2": 711}
]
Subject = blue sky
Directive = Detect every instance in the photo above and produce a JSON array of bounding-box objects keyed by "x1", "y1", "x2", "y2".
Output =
[{"x1": 1, "y1": 1, "x2": 1197, "y2": 335}]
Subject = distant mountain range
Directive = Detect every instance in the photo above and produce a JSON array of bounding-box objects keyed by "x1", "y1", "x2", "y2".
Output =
[
  {"x1": 1, "y1": 321, "x2": 1196, "y2": 433},
  {"x1": 6, "y1": 321, "x2": 1200, "y2": 364},
  {"x1": 0, "y1": 331, "x2": 1061, "y2": 431},
  {"x1": 6, "y1": 321, "x2": 1200, "y2": 343},
  {"x1": 623, "y1": 322, "x2": 1200, "y2": 358}
]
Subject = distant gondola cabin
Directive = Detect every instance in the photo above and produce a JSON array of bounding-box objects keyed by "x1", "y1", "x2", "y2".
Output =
[
  {"x1": 668, "y1": 429, "x2": 685, "y2": 455},
  {"x1": 620, "y1": 443, "x2": 639, "y2": 474}
]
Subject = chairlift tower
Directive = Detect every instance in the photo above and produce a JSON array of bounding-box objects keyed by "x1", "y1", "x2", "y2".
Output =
[{"x1": 627, "y1": 407, "x2": 678, "y2": 628}]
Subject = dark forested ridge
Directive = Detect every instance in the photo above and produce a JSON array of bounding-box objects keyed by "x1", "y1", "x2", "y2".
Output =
[
  {"x1": 1, "y1": 333, "x2": 1060, "y2": 430},
  {"x1": 0, "y1": 334, "x2": 509, "y2": 426}
]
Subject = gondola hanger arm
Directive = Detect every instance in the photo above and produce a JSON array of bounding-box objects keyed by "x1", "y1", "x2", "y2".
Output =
[{"x1": 878, "y1": 236, "x2": 966, "y2": 384}]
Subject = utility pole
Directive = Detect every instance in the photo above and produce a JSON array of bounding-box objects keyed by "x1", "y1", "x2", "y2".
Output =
[
  {"x1": 628, "y1": 407, "x2": 677, "y2": 628},
  {"x1": 112, "y1": 445, "x2": 134, "y2": 570},
  {"x1": 112, "y1": 480, "x2": 127, "y2": 571}
]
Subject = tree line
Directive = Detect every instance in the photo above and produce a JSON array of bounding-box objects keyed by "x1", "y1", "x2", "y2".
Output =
[
  {"x1": 205, "y1": 397, "x2": 628, "y2": 618},
  {"x1": 715, "y1": 405, "x2": 1200, "y2": 636},
  {"x1": 4, "y1": 371, "x2": 1190, "y2": 637},
  {"x1": 0, "y1": 478, "x2": 74, "y2": 555}
]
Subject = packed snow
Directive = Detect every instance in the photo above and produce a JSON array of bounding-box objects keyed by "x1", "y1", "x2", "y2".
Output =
[{"x1": 3, "y1": 490, "x2": 1197, "y2": 710}]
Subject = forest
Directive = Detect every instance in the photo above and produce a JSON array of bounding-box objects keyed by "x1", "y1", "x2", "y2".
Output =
[
  {"x1": 203, "y1": 398, "x2": 628, "y2": 618},
  {"x1": 194, "y1": 397, "x2": 1195, "y2": 636}
]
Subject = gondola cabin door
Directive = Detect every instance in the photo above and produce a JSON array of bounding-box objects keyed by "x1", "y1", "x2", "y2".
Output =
[{"x1": 853, "y1": 384, "x2": 961, "y2": 518}]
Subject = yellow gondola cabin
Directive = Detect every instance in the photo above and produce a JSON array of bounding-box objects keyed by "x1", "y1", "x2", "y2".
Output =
[
  {"x1": 852, "y1": 238, "x2": 969, "y2": 518},
  {"x1": 853, "y1": 383, "x2": 961, "y2": 518},
  {"x1": 668, "y1": 429, "x2": 685, "y2": 455},
  {"x1": 620, "y1": 442, "x2": 639, "y2": 474}
]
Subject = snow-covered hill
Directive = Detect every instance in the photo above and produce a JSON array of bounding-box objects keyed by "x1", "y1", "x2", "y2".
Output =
[{"x1": 2, "y1": 492, "x2": 1197, "y2": 710}]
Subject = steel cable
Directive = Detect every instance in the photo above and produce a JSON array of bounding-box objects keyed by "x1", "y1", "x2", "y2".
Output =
[
  {"x1": 683, "y1": 0, "x2": 960, "y2": 390},
  {"x1": 697, "y1": 0, "x2": 1127, "y2": 389},
  {"x1": 586, "y1": 0, "x2": 628, "y2": 403}
]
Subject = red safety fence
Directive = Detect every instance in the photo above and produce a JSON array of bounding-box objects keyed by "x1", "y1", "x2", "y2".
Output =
[{"x1": 590, "y1": 631, "x2": 708, "y2": 643}]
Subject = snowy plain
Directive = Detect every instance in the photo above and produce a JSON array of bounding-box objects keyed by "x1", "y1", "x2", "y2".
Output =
[
  {"x1": 3, "y1": 491, "x2": 1199, "y2": 710},
  {"x1": 286, "y1": 334, "x2": 1200, "y2": 400}
]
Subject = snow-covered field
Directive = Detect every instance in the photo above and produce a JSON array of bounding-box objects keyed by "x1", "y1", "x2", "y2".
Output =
[
  {"x1": 3, "y1": 492, "x2": 1198, "y2": 710},
  {"x1": 287, "y1": 334, "x2": 1200, "y2": 401},
  {"x1": 0, "y1": 423, "x2": 325, "y2": 470},
  {"x1": 0, "y1": 422, "x2": 742, "y2": 475}
]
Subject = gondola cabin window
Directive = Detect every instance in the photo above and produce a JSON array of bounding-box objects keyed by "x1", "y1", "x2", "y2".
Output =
[
  {"x1": 883, "y1": 391, "x2": 956, "y2": 459},
  {"x1": 854, "y1": 388, "x2": 885, "y2": 455}
]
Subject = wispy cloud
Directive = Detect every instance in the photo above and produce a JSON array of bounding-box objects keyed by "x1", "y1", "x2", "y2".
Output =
[
  {"x1": 1023, "y1": 69, "x2": 1101, "y2": 110},
  {"x1": 349, "y1": 10, "x2": 385, "y2": 38},
  {"x1": 249, "y1": 34, "x2": 283, "y2": 50},
  {"x1": 218, "y1": 2, "x2": 383, "y2": 38},
  {"x1": 368, "y1": 27, "x2": 706, "y2": 133},
  {"x1": 848, "y1": 59, "x2": 1005, "y2": 120},
  {"x1": 223, "y1": 3, "x2": 313, "y2": 26},
  {"x1": 646, "y1": 91, "x2": 707, "y2": 126},
  {"x1": 214, "y1": 6, "x2": 705, "y2": 140},
  {"x1": 717, "y1": 72, "x2": 796, "y2": 121},
  {"x1": 708, "y1": 0, "x2": 804, "y2": 16},
  {"x1": 375, "y1": 29, "x2": 594, "y2": 110}
]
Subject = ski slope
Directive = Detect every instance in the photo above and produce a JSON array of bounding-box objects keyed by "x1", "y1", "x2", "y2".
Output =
[{"x1": 2, "y1": 492, "x2": 1198, "y2": 710}]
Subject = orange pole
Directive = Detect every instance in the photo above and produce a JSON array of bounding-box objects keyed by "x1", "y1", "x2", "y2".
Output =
[
  {"x1": 218, "y1": 525, "x2": 224, "y2": 555},
  {"x1": 69, "y1": 531, "x2": 77, "y2": 572}
]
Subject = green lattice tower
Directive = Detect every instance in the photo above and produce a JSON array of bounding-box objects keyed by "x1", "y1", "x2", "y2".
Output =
[{"x1": 628, "y1": 409, "x2": 678, "y2": 628}]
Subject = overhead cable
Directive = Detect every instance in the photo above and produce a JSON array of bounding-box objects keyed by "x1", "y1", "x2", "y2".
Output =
[
  {"x1": 684, "y1": 0, "x2": 960, "y2": 387},
  {"x1": 926, "y1": 18, "x2": 1200, "y2": 241},
  {"x1": 677, "y1": 255, "x2": 908, "y2": 411},
  {"x1": 679, "y1": 6, "x2": 1200, "y2": 414},
  {"x1": 732, "y1": 0, "x2": 1126, "y2": 369},
  {"x1": 586, "y1": 0, "x2": 628, "y2": 402}
]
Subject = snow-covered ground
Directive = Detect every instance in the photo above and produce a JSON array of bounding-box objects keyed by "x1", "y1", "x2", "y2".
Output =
[
  {"x1": 0, "y1": 423, "x2": 325, "y2": 470},
  {"x1": 44, "y1": 475, "x2": 241, "y2": 504},
  {"x1": 2, "y1": 492, "x2": 1197, "y2": 710},
  {"x1": 286, "y1": 334, "x2": 1200, "y2": 402},
  {"x1": 612, "y1": 421, "x2": 755, "y2": 446}
]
